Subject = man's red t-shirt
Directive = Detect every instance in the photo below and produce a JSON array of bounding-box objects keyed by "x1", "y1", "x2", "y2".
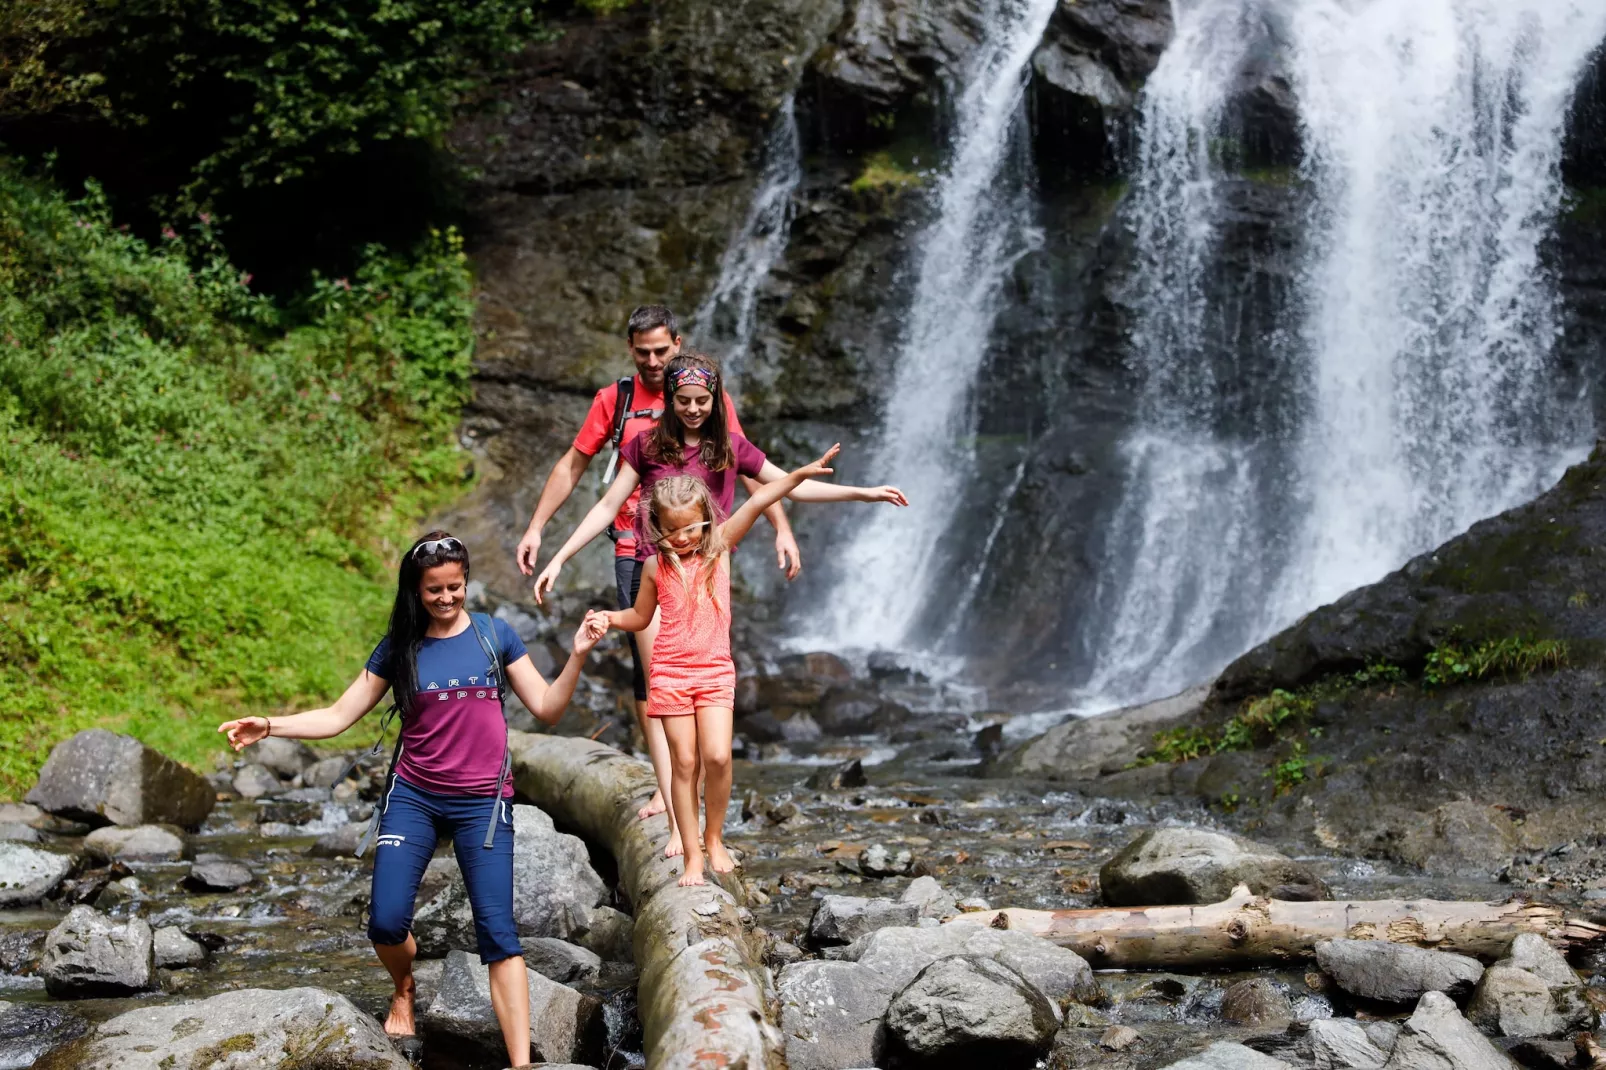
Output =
[{"x1": 573, "y1": 375, "x2": 744, "y2": 558}]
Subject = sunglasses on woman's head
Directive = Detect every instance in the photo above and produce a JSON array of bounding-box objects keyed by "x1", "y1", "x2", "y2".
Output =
[{"x1": 412, "y1": 537, "x2": 463, "y2": 559}]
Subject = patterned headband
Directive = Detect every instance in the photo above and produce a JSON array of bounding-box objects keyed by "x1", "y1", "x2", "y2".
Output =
[{"x1": 667, "y1": 366, "x2": 718, "y2": 394}]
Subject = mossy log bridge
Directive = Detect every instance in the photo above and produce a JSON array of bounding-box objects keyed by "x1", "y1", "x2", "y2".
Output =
[
  {"x1": 508, "y1": 731, "x2": 783, "y2": 1070},
  {"x1": 946, "y1": 885, "x2": 1606, "y2": 970}
]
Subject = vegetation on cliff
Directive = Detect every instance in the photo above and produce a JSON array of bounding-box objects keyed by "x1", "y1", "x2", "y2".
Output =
[{"x1": 0, "y1": 165, "x2": 474, "y2": 796}]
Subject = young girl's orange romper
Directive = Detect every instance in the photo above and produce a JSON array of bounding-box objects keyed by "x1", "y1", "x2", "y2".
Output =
[{"x1": 648, "y1": 553, "x2": 736, "y2": 717}]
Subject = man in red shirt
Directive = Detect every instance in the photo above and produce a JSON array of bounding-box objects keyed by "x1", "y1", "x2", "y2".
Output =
[{"x1": 514, "y1": 306, "x2": 798, "y2": 809}]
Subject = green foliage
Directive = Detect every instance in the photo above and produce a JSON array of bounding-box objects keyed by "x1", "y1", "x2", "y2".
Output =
[
  {"x1": 850, "y1": 152, "x2": 924, "y2": 197},
  {"x1": 0, "y1": 163, "x2": 474, "y2": 796},
  {"x1": 0, "y1": 0, "x2": 103, "y2": 117},
  {"x1": 1421, "y1": 636, "x2": 1569, "y2": 690},
  {"x1": 1270, "y1": 740, "x2": 1312, "y2": 796}
]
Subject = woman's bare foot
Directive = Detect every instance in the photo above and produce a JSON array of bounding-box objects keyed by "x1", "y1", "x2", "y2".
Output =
[
  {"x1": 706, "y1": 840, "x2": 736, "y2": 874},
  {"x1": 637, "y1": 791, "x2": 667, "y2": 821},
  {"x1": 664, "y1": 829, "x2": 685, "y2": 858},
  {"x1": 384, "y1": 975, "x2": 416, "y2": 1037},
  {"x1": 679, "y1": 860, "x2": 706, "y2": 887}
]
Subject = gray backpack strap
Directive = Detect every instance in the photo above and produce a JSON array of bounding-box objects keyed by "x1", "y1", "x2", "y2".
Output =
[
  {"x1": 355, "y1": 705, "x2": 403, "y2": 859},
  {"x1": 469, "y1": 613, "x2": 511, "y2": 849}
]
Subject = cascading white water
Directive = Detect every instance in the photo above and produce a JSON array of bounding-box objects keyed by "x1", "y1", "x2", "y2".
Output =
[
  {"x1": 1087, "y1": 0, "x2": 1605, "y2": 705},
  {"x1": 691, "y1": 96, "x2": 801, "y2": 384},
  {"x1": 806, "y1": 0, "x2": 1058, "y2": 650}
]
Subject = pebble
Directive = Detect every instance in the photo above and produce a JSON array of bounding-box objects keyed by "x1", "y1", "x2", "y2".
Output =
[{"x1": 1101, "y1": 1024, "x2": 1141, "y2": 1051}]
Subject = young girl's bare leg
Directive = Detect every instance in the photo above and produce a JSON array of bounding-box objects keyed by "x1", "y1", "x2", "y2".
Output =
[
  {"x1": 663, "y1": 714, "x2": 705, "y2": 885},
  {"x1": 696, "y1": 705, "x2": 736, "y2": 874},
  {"x1": 635, "y1": 606, "x2": 669, "y2": 820}
]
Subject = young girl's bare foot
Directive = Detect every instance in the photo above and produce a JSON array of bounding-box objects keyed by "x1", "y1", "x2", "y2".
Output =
[
  {"x1": 664, "y1": 830, "x2": 685, "y2": 858},
  {"x1": 706, "y1": 840, "x2": 736, "y2": 874},
  {"x1": 679, "y1": 860, "x2": 706, "y2": 887},
  {"x1": 384, "y1": 975, "x2": 416, "y2": 1036},
  {"x1": 637, "y1": 792, "x2": 667, "y2": 821}
]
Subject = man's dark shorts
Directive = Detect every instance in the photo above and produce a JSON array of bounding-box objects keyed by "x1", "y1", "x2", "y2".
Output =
[{"x1": 614, "y1": 556, "x2": 648, "y2": 700}]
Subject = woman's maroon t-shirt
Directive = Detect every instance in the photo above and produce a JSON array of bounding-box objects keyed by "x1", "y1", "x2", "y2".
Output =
[{"x1": 619, "y1": 429, "x2": 766, "y2": 561}]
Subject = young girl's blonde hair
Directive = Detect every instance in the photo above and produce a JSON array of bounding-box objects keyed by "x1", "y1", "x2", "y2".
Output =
[{"x1": 645, "y1": 476, "x2": 728, "y2": 606}]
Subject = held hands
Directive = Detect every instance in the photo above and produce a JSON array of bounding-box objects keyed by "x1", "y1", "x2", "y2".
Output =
[
  {"x1": 218, "y1": 717, "x2": 270, "y2": 752},
  {"x1": 533, "y1": 559, "x2": 562, "y2": 605},
  {"x1": 575, "y1": 610, "x2": 610, "y2": 653}
]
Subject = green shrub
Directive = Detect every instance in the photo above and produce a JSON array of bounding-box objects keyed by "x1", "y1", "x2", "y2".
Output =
[
  {"x1": 0, "y1": 163, "x2": 473, "y2": 796},
  {"x1": 1422, "y1": 636, "x2": 1568, "y2": 690}
]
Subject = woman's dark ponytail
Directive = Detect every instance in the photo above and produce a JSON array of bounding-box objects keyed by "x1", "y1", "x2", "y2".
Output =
[{"x1": 383, "y1": 530, "x2": 470, "y2": 715}]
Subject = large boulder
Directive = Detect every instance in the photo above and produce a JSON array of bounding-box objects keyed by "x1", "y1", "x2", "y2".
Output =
[
  {"x1": 1001, "y1": 686, "x2": 1209, "y2": 780},
  {"x1": 883, "y1": 955, "x2": 1059, "y2": 1064},
  {"x1": 1305, "y1": 1018, "x2": 1389, "y2": 1069},
  {"x1": 232, "y1": 762, "x2": 283, "y2": 799},
  {"x1": 1099, "y1": 828, "x2": 1329, "y2": 906},
  {"x1": 776, "y1": 959, "x2": 898, "y2": 1070},
  {"x1": 521, "y1": 936, "x2": 602, "y2": 985},
  {"x1": 1162, "y1": 1043, "x2": 1295, "y2": 1069},
  {"x1": 420, "y1": 950, "x2": 603, "y2": 1066},
  {"x1": 808, "y1": 894, "x2": 919, "y2": 947},
  {"x1": 250, "y1": 736, "x2": 316, "y2": 780},
  {"x1": 32, "y1": 987, "x2": 409, "y2": 1069},
  {"x1": 1382, "y1": 990, "x2": 1513, "y2": 1070},
  {"x1": 0, "y1": 842, "x2": 73, "y2": 907},
  {"x1": 414, "y1": 806, "x2": 607, "y2": 955},
  {"x1": 1466, "y1": 934, "x2": 1592, "y2": 1038},
  {"x1": 152, "y1": 927, "x2": 207, "y2": 969},
  {"x1": 0, "y1": 1002, "x2": 89, "y2": 1070},
  {"x1": 838, "y1": 923, "x2": 1100, "y2": 1005},
  {"x1": 40, "y1": 906, "x2": 154, "y2": 997},
  {"x1": 1315, "y1": 940, "x2": 1484, "y2": 1005},
  {"x1": 26, "y1": 730, "x2": 213, "y2": 828},
  {"x1": 83, "y1": 824, "x2": 185, "y2": 863}
]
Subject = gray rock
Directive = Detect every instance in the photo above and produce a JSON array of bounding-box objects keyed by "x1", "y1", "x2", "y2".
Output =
[
  {"x1": 1365, "y1": 1022, "x2": 1402, "y2": 1052},
  {"x1": 1315, "y1": 940, "x2": 1484, "y2": 1004},
  {"x1": 522, "y1": 936, "x2": 602, "y2": 985},
  {"x1": 1307, "y1": 1018, "x2": 1389, "y2": 1069},
  {"x1": 309, "y1": 820, "x2": 370, "y2": 858},
  {"x1": 1499, "y1": 933, "x2": 1579, "y2": 989},
  {"x1": 1467, "y1": 967, "x2": 1563, "y2": 1039},
  {"x1": 1001, "y1": 686, "x2": 1209, "y2": 779},
  {"x1": 415, "y1": 805, "x2": 607, "y2": 955},
  {"x1": 857, "y1": 843, "x2": 914, "y2": 877},
  {"x1": 1382, "y1": 990, "x2": 1514, "y2": 1070},
  {"x1": 232, "y1": 762, "x2": 283, "y2": 799},
  {"x1": 249, "y1": 736, "x2": 316, "y2": 779},
  {"x1": 1221, "y1": 977, "x2": 1293, "y2": 1025},
  {"x1": 84, "y1": 823, "x2": 184, "y2": 862},
  {"x1": 0, "y1": 823, "x2": 39, "y2": 844},
  {"x1": 884, "y1": 956, "x2": 1059, "y2": 1061},
  {"x1": 36, "y1": 986, "x2": 408, "y2": 1069},
  {"x1": 838, "y1": 923, "x2": 1100, "y2": 1005},
  {"x1": 0, "y1": 803, "x2": 41, "y2": 825},
  {"x1": 575, "y1": 904, "x2": 634, "y2": 963},
  {"x1": 0, "y1": 842, "x2": 73, "y2": 906},
  {"x1": 1163, "y1": 1042, "x2": 1295, "y2": 1069},
  {"x1": 40, "y1": 906, "x2": 154, "y2": 997},
  {"x1": 421, "y1": 950, "x2": 602, "y2": 1065},
  {"x1": 809, "y1": 895, "x2": 919, "y2": 947},
  {"x1": 776, "y1": 959, "x2": 898, "y2": 1070},
  {"x1": 25, "y1": 729, "x2": 213, "y2": 828},
  {"x1": 1101, "y1": 1024, "x2": 1141, "y2": 1051},
  {"x1": 805, "y1": 757, "x2": 867, "y2": 789},
  {"x1": 0, "y1": 1002, "x2": 89, "y2": 1070},
  {"x1": 152, "y1": 927, "x2": 206, "y2": 969},
  {"x1": 1100, "y1": 827, "x2": 1329, "y2": 906},
  {"x1": 303, "y1": 754, "x2": 354, "y2": 789},
  {"x1": 901, "y1": 875, "x2": 958, "y2": 919},
  {"x1": 184, "y1": 858, "x2": 252, "y2": 891}
]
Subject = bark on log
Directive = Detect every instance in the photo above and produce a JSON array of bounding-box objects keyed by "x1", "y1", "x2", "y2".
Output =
[
  {"x1": 944, "y1": 885, "x2": 1606, "y2": 970},
  {"x1": 508, "y1": 731, "x2": 783, "y2": 1070}
]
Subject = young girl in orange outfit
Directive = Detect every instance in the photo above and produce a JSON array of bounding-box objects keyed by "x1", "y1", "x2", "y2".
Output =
[{"x1": 587, "y1": 444, "x2": 841, "y2": 886}]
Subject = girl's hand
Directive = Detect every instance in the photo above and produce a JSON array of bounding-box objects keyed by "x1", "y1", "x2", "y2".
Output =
[
  {"x1": 860, "y1": 485, "x2": 909, "y2": 506},
  {"x1": 533, "y1": 560, "x2": 562, "y2": 606},
  {"x1": 576, "y1": 610, "x2": 610, "y2": 652},
  {"x1": 218, "y1": 717, "x2": 270, "y2": 752},
  {"x1": 795, "y1": 443, "x2": 841, "y2": 482}
]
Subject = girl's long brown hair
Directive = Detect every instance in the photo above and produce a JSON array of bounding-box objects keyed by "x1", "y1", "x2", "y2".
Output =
[
  {"x1": 645, "y1": 476, "x2": 727, "y2": 607},
  {"x1": 646, "y1": 351, "x2": 736, "y2": 472}
]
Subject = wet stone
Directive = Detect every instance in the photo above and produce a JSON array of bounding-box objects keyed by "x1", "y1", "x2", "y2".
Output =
[
  {"x1": 1315, "y1": 940, "x2": 1484, "y2": 1004},
  {"x1": 808, "y1": 895, "x2": 919, "y2": 947},
  {"x1": 0, "y1": 929, "x2": 43, "y2": 974},
  {"x1": 250, "y1": 736, "x2": 316, "y2": 779},
  {"x1": 883, "y1": 955, "x2": 1060, "y2": 1064},
  {"x1": 1222, "y1": 977, "x2": 1294, "y2": 1025},
  {"x1": 1162, "y1": 1042, "x2": 1295, "y2": 1069},
  {"x1": 310, "y1": 820, "x2": 370, "y2": 858},
  {"x1": 0, "y1": 1002, "x2": 89, "y2": 1070},
  {"x1": 805, "y1": 758, "x2": 867, "y2": 790},
  {"x1": 1101, "y1": 1024, "x2": 1141, "y2": 1051},
  {"x1": 1100, "y1": 827, "x2": 1329, "y2": 906},
  {"x1": 232, "y1": 763, "x2": 283, "y2": 799},
  {"x1": 152, "y1": 927, "x2": 207, "y2": 969},
  {"x1": 303, "y1": 754, "x2": 354, "y2": 788},
  {"x1": 0, "y1": 842, "x2": 73, "y2": 907},
  {"x1": 84, "y1": 823, "x2": 185, "y2": 863},
  {"x1": 40, "y1": 906, "x2": 154, "y2": 998},
  {"x1": 0, "y1": 823, "x2": 39, "y2": 844},
  {"x1": 26, "y1": 729, "x2": 214, "y2": 828},
  {"x1": 185, "y1": 858, "x2": 252, "y2": 892}
]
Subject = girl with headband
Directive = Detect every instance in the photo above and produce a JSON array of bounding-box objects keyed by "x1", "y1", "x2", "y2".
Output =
[{"x1": 534, "y1": 352, "x2": 907, "y2": 859}]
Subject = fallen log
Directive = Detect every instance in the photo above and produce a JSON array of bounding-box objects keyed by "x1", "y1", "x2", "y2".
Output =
[
  {"x1": 507, "y1": 731, "x2": 783, "y2": 1070},
  {"x1": 944, "y1": 885, "x2": 1606, "y2": 970}
]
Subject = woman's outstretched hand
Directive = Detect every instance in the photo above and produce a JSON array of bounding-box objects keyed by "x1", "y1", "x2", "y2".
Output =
[
  {"x1": 860, "y1": 485, "x2": 909, "y2": 506},
  {"x1": 575, "y1": 610, "x2": 609, "y2": 654},
  {"x1": 218, "y1": 717, "x2": 270, "y2": 752},
  {"x1": 796, "y1": 443, "x2": 841, "y2": 481},
  {"x1": 533, "y1": 560, "x2": 562, "y2": 606}
]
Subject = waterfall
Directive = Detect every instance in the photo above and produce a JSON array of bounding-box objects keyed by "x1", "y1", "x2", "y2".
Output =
[
  {"x1": 1087, "y1": 0, "x2": 1605, "y2": 704},
  {"x1": 691, "y1": 97, "x2": 801, "y2": 384},
  {"x1": 803, "y1": 0, "x2": 1059, "y2": 651}
]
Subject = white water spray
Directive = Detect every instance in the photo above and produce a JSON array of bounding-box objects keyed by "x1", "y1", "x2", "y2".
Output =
[{"x1": 809, "y1": 0, "x2": 1058, "y2": 649}]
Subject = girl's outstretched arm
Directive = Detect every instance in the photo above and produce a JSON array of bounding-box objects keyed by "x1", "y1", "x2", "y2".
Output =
[
  {"x1": 219, "y1": 670, "x2": 390, "y2": 749},
  {"x1": 753, "y1": 460, "x2": 908, "y2": 506},
  {"x1": 603, "y1": 559, "x2": 660, "y2": 632},
  {"x1": 533, "y1": 464, "x2": 642, "y2": 604},
  {"x1": 721, "y1": 444, "x2": 841, "y2": 549},
  {"x1": 506, "y1": 618, "x2": 607, "y2": 726}
]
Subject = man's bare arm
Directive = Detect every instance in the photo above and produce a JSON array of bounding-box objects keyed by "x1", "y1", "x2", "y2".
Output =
[{"x1": 516, "y1": 447, "x2": 595, "y2": 575}]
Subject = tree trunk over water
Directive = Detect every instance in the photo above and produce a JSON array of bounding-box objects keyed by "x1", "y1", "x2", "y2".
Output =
[
  {"x1": 944, "y1": 885, "x2": 1606, "y2": 970},
  {"x1": 508, "y1": 731, "x2": 784, "y2": 1070}
]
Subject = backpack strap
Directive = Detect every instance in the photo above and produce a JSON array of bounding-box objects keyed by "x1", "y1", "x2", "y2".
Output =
[
  {"x1": 601, "y1": 376, "x2": 636, "y2": 487},
  {"x1": 354, "y1": 703, "x2": 403, "y2": 858},
  {"x1": 468, "y1": 612, "x2": 512, "y2": 849}
]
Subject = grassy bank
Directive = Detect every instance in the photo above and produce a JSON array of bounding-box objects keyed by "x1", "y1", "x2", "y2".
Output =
[{"x1": 0, "y1": 164, "x2": 474, "y2": 797}]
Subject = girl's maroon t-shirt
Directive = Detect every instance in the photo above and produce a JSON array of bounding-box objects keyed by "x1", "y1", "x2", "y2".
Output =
[{"x1": 620, "y1": 429, "x2": 766, "y2": 561}]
